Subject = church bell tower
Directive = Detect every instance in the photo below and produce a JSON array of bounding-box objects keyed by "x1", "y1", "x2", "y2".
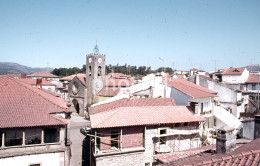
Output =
[{"x1": 86, "y1": 44, "x2": 106, "y2": 105}]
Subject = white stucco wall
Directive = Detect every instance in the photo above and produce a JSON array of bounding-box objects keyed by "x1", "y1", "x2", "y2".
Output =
[
  {"x1": 0, "y1": 152, "x2": 64, "y2": 166},
  {"x1": 222, "y1": 69, "x2": 249, "y2": 84}
]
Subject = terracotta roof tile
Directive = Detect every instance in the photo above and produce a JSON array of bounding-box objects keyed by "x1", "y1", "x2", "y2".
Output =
[
  {"x1": 166, "y1": 138, "x2": 260, "y2": 166},
  {"x1": 108, "y1": 73, "x2": 131, "y2": 79},
  {"x1": 105, "y1": 78, "x2": 133, "y2": 87},
  {"x1": 0, "y1": 76, "x2": 69, "y2": 128},
  {"x1": 60, "y1": 73, "x2": 85, "y2": 81},
  {"x1": 89, "y1": 98, "x2": 176, "y2": 115},
  {"x1": 246, "y1": 74, "x2": 260, "y2": 84},
  {"x1": 90, "y1": 105, "x2": 204, "y2": 128},
  {"x1": 167, "y1": 78, "x2": 217, "y2": 98},
  {"x1": 27, "y1": 72, "x2": 59, "y2": 78},
  {"x1": 223, "y1": 67, "x2": 246, "y2": 75},
  {"x1": 18, "y1": 78, "x2": 56, "y2": 86},
  {"x1": 97, "y1": 87, "x2": 120, "y2": 97}
]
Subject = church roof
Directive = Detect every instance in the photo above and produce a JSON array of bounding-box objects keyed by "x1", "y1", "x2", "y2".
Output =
[{"x1": 0, "y1": 76, "x2": 69, "y2": 129}]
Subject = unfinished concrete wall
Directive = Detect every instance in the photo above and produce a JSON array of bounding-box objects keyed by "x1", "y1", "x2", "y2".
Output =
[
  {"x1": 169, "y1": 86, "x2": 191, "y2": 105},
  {"x1": 242, "y1": 120, "x2": 255, "y2": 140}
]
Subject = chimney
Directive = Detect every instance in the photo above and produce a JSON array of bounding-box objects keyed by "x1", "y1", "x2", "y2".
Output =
[
  {"x1": 36, "y1": 78, "x2": 42, "y2": 89},
  {"x1": 216, "y1": 126, "x2": 236, "y2": 154}
]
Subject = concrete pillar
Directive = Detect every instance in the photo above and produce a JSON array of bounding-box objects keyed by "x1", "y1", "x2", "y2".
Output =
[
  {"x1": 1, "y1": 132, "x2": 5, "y2": 148},
  {"x1": 41, "y1": 129, "x2": 44, "y2": 144},
  {"x1": 22, "y1": 131, "x2": 25, "y2": 146}
]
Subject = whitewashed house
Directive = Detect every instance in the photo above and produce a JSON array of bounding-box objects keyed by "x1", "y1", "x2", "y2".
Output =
[{"x1": 222, "y1": 67, "x2": 249, "y2": 85}]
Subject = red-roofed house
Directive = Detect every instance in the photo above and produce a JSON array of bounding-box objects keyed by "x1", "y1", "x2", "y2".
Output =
[
  {"x1": 222, "y1": 67, "x2": 249, "y2": 84},
  {"x1": 18, "y1": 78, "x2": 57, "y2": 92},
  {"x1": 245, "y1": 74, "x2": 260, "y2": 93},
  {"x1": 27, "y1": 72, "x2": 59, "y2": 81},
  {"x1": 0, "y1": 76, "x2": 71, "y2": 166},
  {"x1": 83, "y1": 98, "x2": 204, "y2": 166}
]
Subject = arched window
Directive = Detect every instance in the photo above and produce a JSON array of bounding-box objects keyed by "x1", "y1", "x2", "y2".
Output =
[
  {"x1": 88, "y1": 66, "x2": 92, "y2": 76},
  {"x1": 98, "y1": 66, "x2": 101, "y2": 76}
]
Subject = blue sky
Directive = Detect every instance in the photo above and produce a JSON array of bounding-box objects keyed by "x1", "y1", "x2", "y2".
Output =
[{"x1": 1, "y1": 0, "x2": 259, "y2": 71}]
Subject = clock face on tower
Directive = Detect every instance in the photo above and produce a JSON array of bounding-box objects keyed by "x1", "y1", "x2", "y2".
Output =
[
  {"x1": 88, "y1": 58, "x2": 92, "y2": 63},
  {"x1": 98, "y1": 58, "x2": 102, "y2": 63}
]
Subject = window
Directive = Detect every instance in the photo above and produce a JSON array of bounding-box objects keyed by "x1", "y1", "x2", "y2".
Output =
[
  {"x1": 88, "y1": 66, "x2": 92, "y2": 76},
  {"x1": 44, "y1": 128, "x2": 59, "y2": 143},
  {"x1": 5, "y1": 130, "x2": 23, "y2": 146},
  {"x1": 160, "y1": 129, "x2": 167, "y2": 145},
  {"x1": 0, "y1": 131, "x2": 2, "y2": 147},
  {"x1": 252, "y1": 84, "x2": 256, "y2": 90},
  {"x1": 111, "y1": 131, "x2": 119, "y2": 148},
  {"x1": 26, "y1": 129, "x2": 41, "y2": 145},
  {"x1": 98, "y1": 66, "x2": 101, "y2": 76},
  {"x1": 200, "y1": 103, "x2": 204, "y2": 114},
  {"x1": 144, "y1": 162, "x2": 150, "y2": 166},
  {"x1": 29, "y1": 164, "x2": 41, "y2": 166}
]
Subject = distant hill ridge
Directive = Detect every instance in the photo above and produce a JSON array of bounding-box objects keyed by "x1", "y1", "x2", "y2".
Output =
[{"x1": 0, "y1": 62, "x2": 53, "y2": 75}]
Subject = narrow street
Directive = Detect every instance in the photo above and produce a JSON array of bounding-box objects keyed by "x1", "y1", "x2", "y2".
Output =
[{"x1": 69, "y1": 113, "x2": 90, "y2": 166}]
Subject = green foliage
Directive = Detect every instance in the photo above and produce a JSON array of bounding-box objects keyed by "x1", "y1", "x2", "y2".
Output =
[{"x1": 52, "y1": 64, "x2": 174, "y2": 77}]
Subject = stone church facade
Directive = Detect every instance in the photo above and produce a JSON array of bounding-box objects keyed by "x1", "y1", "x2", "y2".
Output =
[{"x1": 68, "y1": 45, "x2": 106, "y2": 117}]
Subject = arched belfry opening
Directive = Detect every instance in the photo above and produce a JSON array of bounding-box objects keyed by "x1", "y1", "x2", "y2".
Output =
[{"x1": 72, "y1": 99, "x2": 80, "y2": 114}]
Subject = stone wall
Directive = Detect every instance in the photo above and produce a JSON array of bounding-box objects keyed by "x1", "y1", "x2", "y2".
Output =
[{"x1": 94, "y1": 124, "x2": 201, "y2": 166}]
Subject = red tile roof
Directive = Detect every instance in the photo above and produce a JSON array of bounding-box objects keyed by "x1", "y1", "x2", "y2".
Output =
[
  {"x1": 246, "y1": 74, "x2": 260, "y2": 84},
  {"x1": 90, "y1": 105, "x2": 204, "y2": 128},
  {"x1": 27, "y1": 72, "x2": 59, "y2": 78},
  {"x1": 89, "y1": 98, "x2": 176, "y2": 115},
  {"x1": 167, "y1": 79, "x2": 217, "y2": 98},
  {"x1": 0, "y1": 76, "x2": 69, "y2": 128},
  {"x1": 155, "y1": 144, "x2": 216, "y2": 164},
  {"x1": 98, "y1": 87, "x2": 120, "y2": 97},
  {"x1": 18, "y1": 78, "x2": 56, "y2": 86},
  {"x1": 223, "y1": 67, "x2": 246, "y2": 75},
  {"x1": 108, "y1": 73, "x2": 131, "y2": 79},
  {"x1": 105, "y1": 78, "x2": 133, "y2": 87},
  {"x1": 170, "y1": 138, "x2": 260, "y2": 166},
  {"x1": 60, "y1": 73, "x2": 85, "y2": 81}
]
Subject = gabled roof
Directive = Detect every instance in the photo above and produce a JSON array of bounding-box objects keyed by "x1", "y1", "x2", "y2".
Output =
[
  {"x1": 246, "y1": 74, "x2": 260, "y2": 84},
  {"x1": 89, "y1": 98, "x2": 176, "y2": 115},
  {"x1": 223, "y1": 67, "x2": 246, "y2": 75},
  {"x1": 60, "y1": 73, "x2": 85, "y2": 81},
  {"x1": 18, "y1": 78, "x2": 56, "y2": 86},
  {"x1": 98, "y1": 87, "x2": 120, "y2": 97},
  {"x1": 167, "y1": 79, "x2": 217, "y2": 98},
  {"x1": 27, "y1": 72, "x2": 59, "y2": 78},
  {"x1": 171, "y1": 138, "x2": 260, "y2": 166},
  {"x1": 90, "y1": 106, "x2": 204, "y2": 128},
  {"x1": 0, "y1": 76, "x2": 69, "y2": 128}
]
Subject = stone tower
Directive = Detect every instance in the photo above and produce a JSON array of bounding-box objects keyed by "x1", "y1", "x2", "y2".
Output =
[{"x1": 86, "y1": 44, "x2": 106, "y2": 106}]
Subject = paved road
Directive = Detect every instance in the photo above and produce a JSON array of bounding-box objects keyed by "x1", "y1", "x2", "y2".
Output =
[{"x1": 69, "y1": 113, "x2": 90, "y2": 166}]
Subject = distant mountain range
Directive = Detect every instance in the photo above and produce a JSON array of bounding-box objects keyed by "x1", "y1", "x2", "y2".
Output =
[{"x1": 0, "y1": 62, "x2": 53, "y2": 75}]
